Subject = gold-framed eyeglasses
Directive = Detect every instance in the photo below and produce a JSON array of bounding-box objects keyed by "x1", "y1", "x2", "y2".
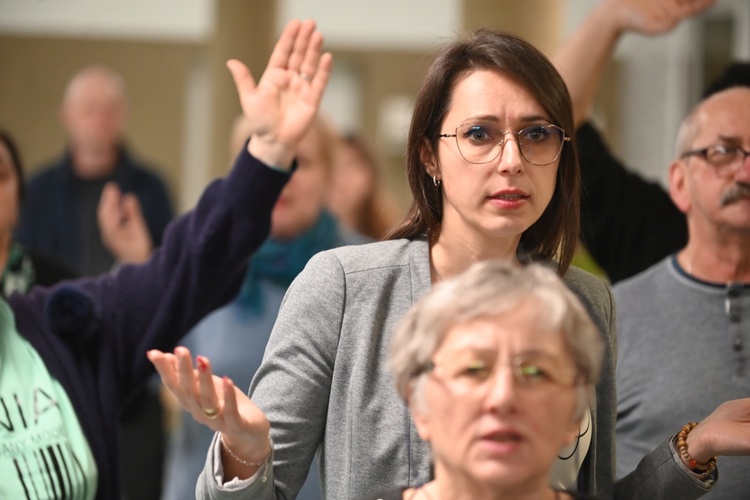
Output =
[
  {"x1": 439, "y1": 123, "x2": 570, "y2": 166},
  {"x1": 681, "y1": 144, "x2": 750, "y2": 177},
  {"x1": 420, "y1": 353, "x2": 579, "y2": 396}
]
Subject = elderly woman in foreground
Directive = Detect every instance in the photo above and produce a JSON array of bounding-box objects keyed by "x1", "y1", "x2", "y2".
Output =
[{"x1": 362, "y1": 260, "x2": 603, "y2": 500}]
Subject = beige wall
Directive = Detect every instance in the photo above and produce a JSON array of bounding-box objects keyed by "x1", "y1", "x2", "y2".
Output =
[{"x1": 463, "y1": 0, "x2": 563, "y2": 56}]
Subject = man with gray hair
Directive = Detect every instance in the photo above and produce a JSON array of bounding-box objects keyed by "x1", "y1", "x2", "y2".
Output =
[
  {"x1": 614, "y1": 86, "x2": 750, "y2": 498},
  {"x1": 18, "y1": 65, "x2": 173, "y2": 277}
]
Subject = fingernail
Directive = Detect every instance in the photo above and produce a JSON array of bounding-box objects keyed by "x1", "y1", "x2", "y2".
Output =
[{"x1": 196, "y1": 356, "x2": 207, "y2": 372}]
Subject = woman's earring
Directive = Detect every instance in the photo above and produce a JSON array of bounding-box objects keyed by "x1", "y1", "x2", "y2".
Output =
[{"x1": 433, "y1": 175, "x2": 441, "y2": 187}]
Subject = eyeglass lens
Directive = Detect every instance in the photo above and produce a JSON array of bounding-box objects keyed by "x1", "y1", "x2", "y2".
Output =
[
  {"x1": 429, "y1": 353, "x2": 576, "y2": 395},
  {"x1": 706, "y1": 146, "x2": 750, "y2": 174},
  {"x1": 454, "y1": 124, "x2": 566, "y2": 165}
]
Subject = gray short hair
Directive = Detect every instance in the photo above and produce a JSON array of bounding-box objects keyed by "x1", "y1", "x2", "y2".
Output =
[
  {"x1": 389, "y1": 260, "x2": 603, "y2": 419},
  {"x1": 675, "y1": 106, "x2": 701, "y2": 158}
]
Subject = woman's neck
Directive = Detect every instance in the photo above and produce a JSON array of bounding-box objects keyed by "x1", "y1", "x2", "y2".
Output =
[{"x1": 431, "y1": 232, "x2": 521, "y2": 282}]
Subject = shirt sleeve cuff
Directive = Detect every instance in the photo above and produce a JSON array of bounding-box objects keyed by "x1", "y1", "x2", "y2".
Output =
[
  {"x1": 240, "y1": 137, "x2": 297, "y2": 174},
  {"x1": 210, "y1": 433, "x2": 274, "y2": 491},
  {"x1": 669, "y1": 434, "x2": 718, "y2": 489}
]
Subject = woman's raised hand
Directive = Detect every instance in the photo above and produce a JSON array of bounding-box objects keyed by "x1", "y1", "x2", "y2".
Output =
[
  {"x1": 147, "y1": 347, "x2": 272, "y2": 475},
  {"x1": 227, "y1": 19, "x2": 333, "y2": 169}
]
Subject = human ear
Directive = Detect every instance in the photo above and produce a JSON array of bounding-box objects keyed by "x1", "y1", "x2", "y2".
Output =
[
  {"x1": 420, "y1": 138, "x2": 440, "y2": 180},
  {"x1": 411, "y1": 407, "x2": 431, "y2": 442},
  {"x1": 563, "y1": 415, "x2": 582, "y2": 448},
  {"x1": 407, "y1": 385, "x2": 431, "y2": 442},
  {"x1": 668, "y1": 159, "x2": 691, "y2": 214}
]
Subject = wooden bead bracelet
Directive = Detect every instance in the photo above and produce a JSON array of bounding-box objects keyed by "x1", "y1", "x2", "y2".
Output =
[{"x1": 677, "y1": 422, "x2": 717, "y2": 479}]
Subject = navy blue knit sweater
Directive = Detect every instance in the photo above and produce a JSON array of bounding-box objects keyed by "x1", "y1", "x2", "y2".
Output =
[{"x1": 8, "y1": 149, "x2": 290, "y2": 499}]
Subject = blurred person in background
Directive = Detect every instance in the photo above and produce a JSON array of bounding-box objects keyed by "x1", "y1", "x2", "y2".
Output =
[
  {"x1": 0, "y1": 130, "x2": 77, "y2": 297},
  {"x1": 15, "y1": 64, "x2": 176, "y2": 500},
  {"x1": 160, "y1": 112, "x2": 367, "y2": 500},
  {"x1": 18, "y1": 65, "x2": 173, "y2": 277},
  {"x1": 327, "y1": 133, "x2": 401, "y2": 240}
]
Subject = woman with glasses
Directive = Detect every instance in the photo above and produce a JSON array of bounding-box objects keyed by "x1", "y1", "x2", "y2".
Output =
[
  {"x1": 150, "y1": 28, "x2": 720, "y2": 499},
  {"x1": 361, "y1": 260, "x2": 604, "y2": 500}
]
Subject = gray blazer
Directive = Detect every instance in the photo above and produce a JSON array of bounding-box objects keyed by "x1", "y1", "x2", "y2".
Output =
[{"x1": 198, "y1": 238, "x2": 714, "y2": 499}]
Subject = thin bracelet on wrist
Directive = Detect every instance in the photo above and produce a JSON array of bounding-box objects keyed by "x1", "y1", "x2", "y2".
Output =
[
  {"x1": 676, "y1": 422, "x2": 717, "y2": 480},
  {"x1": 219, "y1": 432, "x2": 273, "y2": 483}
]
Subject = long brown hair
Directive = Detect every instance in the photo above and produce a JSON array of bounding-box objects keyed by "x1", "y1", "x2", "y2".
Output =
[{"x1": 387, "y1": 29, "x2": 579, "y2": 275}]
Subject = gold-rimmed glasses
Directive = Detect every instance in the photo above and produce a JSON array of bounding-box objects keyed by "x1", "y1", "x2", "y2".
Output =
[
  {"x1": 420, "y1": 352, "x2": 579, "y2": 397},
  {"x1": 439, "y1": 123, "x2": 570, "y2": 166}
]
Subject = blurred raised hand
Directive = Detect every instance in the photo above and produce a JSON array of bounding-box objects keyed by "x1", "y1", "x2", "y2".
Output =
[
  {"x1": 98, "y1": 182, "x2": 153, "y2": 265},
  {"x1": 609, "y1": 0, "x2": 716, "y2": 36},
  {"x1": 554, "y1": 0, "x2": 716, "y2": 126}
]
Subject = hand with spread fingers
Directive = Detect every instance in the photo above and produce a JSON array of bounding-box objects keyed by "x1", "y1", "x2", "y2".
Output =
[
  {"x1": 226, "y1": 18, "x2": 333, "y2": 170},
  {"x1": 147, "y1": 347, "x2": 272, "y2": 478}
]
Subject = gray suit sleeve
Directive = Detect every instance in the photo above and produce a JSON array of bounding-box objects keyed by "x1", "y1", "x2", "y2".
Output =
[
  {"x1": 195, "y1": 433, "x2": 276, "y2": 499},
  {"x1": 197, "y1": 251, "x2": 344, "y2": 499},
  {"x1": 615, "y1": 437, "x2": 715, "y2": 499}
]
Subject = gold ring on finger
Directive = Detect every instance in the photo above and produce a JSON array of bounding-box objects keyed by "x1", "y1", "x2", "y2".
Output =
[{"x1": 202, "y1": 406, "x2": 220, "y2": 419}]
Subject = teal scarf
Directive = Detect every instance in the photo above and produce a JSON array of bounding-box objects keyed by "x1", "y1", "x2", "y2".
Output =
[{"x1": 238, "y1": 211, "x2": 339, "y2": 312}]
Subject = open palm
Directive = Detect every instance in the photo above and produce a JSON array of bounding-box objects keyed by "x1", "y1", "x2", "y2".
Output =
[{"x1": 227, "y1": 19, "x2": 333, "y2": 168}]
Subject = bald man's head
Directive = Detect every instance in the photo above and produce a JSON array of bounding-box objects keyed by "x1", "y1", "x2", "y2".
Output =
[{"x1": 60, "y1": 65, "x2": 128, "y2": 157}]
